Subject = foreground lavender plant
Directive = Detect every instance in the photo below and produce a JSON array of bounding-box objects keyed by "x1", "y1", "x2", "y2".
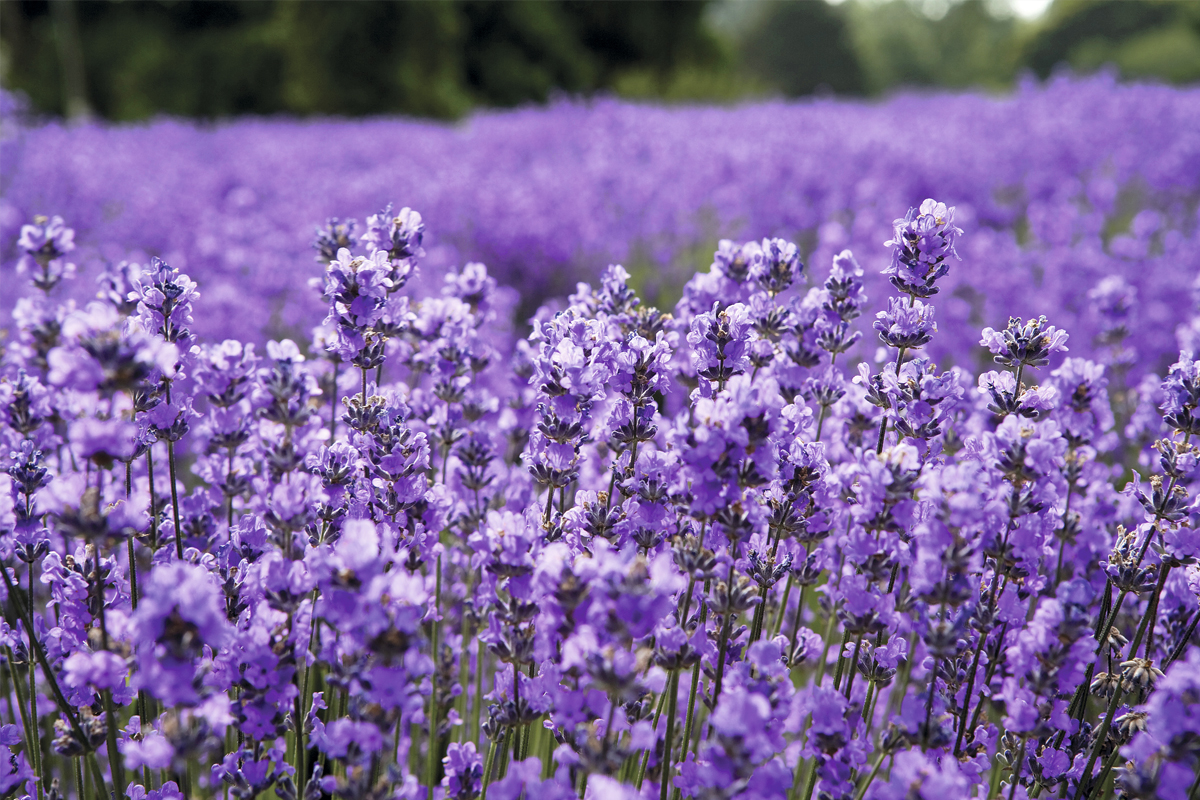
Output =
[{"x1": 0, "y1": 199, "x2": 1198, "y2": 800}]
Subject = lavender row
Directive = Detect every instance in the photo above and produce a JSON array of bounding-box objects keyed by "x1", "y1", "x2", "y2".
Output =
[
  {"x1": 2, "y1": 192, "x2": 1199, "y2": 800},
  {"x1": 4, "y1": 74, "x2": 1200, "y2": 376}
]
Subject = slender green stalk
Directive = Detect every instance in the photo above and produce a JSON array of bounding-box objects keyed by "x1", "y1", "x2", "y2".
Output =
[
  {"x1": 457, "y1": 608, "x2": 473, "y2": 744},
  {"x1": 26, "y1": 570, "x2": 44, "y2": 800},
  {"x1": 1, "y1": 563, "x2": 110, "y2": 797},
  {"x1": 785, "y1": 585, "x2": 808, "y2": 659},
  {"x1": 679, "y1": 662, "x2": 701, "y2": 768},
  {"x1": 814, "y1": 603, "x2": 839, "y2": 685},
  {"x1": 636, "y1": 689, "x2": 668, "y2": 790},
  {"x1": 146, "y1": 446, "x2": 158, "y2": 550},
  {"x1": 799, "y1": 757, "x2": 819, "y2": 800},
  {"x1": 543, "y1": 485, "x2": 555, "y2": 526},
  {"x1": 94, "y1": 539, "x2": 126, "y2": 793},
  {"x1": 167, "y1": 438, "x2": 183, "y2": 558},
  {"x1": 329, "y1": 359, "x2": 339, "y2": 438},
  {"x1": 472, "y1": 645, "x2": 485, "y2": 745},
  {"x1": 1088, "y1": 746, "x2": 1123, "y2": 800},
  {"x1": 954, "y1": 629, "x2": 987, "y2": 754},
  {"x1": 771, "y1": 575, "x2": 794, "y2": 640},
  {"x1": 875, "y1": 345, "x2": 908, "y2": 454},
  {"x1": 853, "y1": 749, "x2": 888, "y2": 800},
  {"x1": 427, "y1": 555, "x2": 443, "y2": 800},
  {"x1": 660, "y1": 670, "x2": 679, "y2": 800},
  {"x1": 1008, "y1": 737, "x2": 1026, "y2": 800},
  {"x1": 862, "y1": 681, "x2": 880, "y2": 741},
  {"x1": 3, "y1": 648, "x2": 38, "y2": 790},
  {"x1": 832, "y1": 630, "x2": 850, "y2": 692},
  {"x1": 843, "y1": 634, "x2": 864, "y2": 700}
]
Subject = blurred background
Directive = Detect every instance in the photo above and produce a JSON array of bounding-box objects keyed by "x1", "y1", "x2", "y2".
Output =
[{"x1": 1, "y1": 0, "x2": 1198, "y2": 122}]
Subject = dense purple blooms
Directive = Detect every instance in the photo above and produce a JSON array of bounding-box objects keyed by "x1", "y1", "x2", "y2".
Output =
[{"x1": 3, "y1": 83, "x2": 1200, "y2": 800}]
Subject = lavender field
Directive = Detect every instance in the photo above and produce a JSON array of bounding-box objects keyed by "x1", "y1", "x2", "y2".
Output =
[{"x1": 2, "y1": 74, "x2": 1200, "y2": 800}]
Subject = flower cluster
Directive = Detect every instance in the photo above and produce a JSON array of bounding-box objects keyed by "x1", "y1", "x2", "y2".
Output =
[{"x1": 1, "y1": 195, "x2": 1198, "y2": 800}]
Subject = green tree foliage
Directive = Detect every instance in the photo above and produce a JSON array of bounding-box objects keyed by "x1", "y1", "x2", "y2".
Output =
[
  {"x1": 2, "y1": 0, "x2": 1197, "y2": 123},
  {"x1": 735, "y1": 0, "x2": 1199, "y2": 100},
  {"x1": 0, "y1": 0, "x2": 723, "y2": 120},
  {"x1": 739, "y1": 1, "x2": 865, "y2": 95},
  {"x1": 1024, "y1": 0, "x2": 1200, "y2": 85}
]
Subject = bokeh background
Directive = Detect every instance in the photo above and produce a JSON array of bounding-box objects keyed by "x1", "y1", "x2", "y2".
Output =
[{"x1": 2, "y1": 0, "x2": 1199, "y2": 122}]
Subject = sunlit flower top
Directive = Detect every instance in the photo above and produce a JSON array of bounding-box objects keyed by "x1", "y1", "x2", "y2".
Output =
[{"x1": 884, "y1": 198, "x2": 963, "y2": 298}]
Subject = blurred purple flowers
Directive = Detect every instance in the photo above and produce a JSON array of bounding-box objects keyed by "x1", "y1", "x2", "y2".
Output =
[{"x1": 2, "y1": 80, "x2": 1200, "y2": 800}]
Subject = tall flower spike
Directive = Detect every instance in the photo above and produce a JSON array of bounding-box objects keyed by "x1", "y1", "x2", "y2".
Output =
[
  {"x1": 130, "y1": 256, "x2": 199, "y2": 345},
  {"x1": 751, "y1": 237, "x2": 802, "y2": 297},
  {"x1": 313, "y1": 217, "x2": 358, "y2": 262},
  {"x1": 1160, "y1": 354, "x2": 1200, "y2": 436},
  {"x1": 874, "y1": 296, "x2": 936, "y2": 350},
  {"x1": 363, "y1": 203, "x2": 424, "y2": 289},
  {"x1": 17, "y1": 213, "x2": 76, "y2": 292},
  {"x1": 823, "y1": 249, "x2": 867, "y2": 322},
  {"x1": 980, "y1": 315, "x2": 1070, "y2": 369},
  {"x1": 883, "y1": 198, "x2": 962, "y2": 298}
]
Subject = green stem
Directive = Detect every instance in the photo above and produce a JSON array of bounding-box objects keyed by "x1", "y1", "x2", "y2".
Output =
[
  {"x1": 679, "y1": 662, "x2": 701, "y2": 773},
  {"x1": 94, "y1": 544, "x2": 126, "y2": 793},
  {"x1": 480, "y1": 738, "x2": 498, "y2": 800},
  {"x1": 844, "y1": 634, "x2": 864, "y2": 700},
  {"x1": 26, "y1": 571, "x2": 44, "y2": 800},
  {"x1": 1, "y1": 563, "x2": 109, "y2": 796},
  {"x1": 1088, "y1": 746, "x2": 1123, "y2": 800},
  {"x1": 954, "y1": 628, "x2": 987, "y2": 754},
  {"x1": 814, "y1": 603, "x2": 839, "y2": 685},
  {"x1": 832, "y1": 630, "x2": 850, "y2": 692},
  {"x1": 146, "y1": 446, "x2": 158, "y2": 550},
  {"x1": 772, "y1": 575, "x2": 794, "y2": 640},
  {"x1": 1008, "y1": 737, "x2": 1027, "y2": 800},
  {"x1": 875, "y1": 345, "x2": 908, "y2": 454},
  {"x1": 167, "y1": 439, "x2": 183, "y2": 559},
  {"x1": 329, "y1": 359, "x2": 339, "y2": 439},
  {"x1": 800, "y1": 757, "x2": 819, "y2": 800},
  {"x1": 853, "y1": 749, "x2": 888, "y2": 800},
  {"x1": 660, "y1": 671, "x2": 679, "y2": 800},
  {"x1": 427, "y1": 555, "x2": 443, "y2": 800},
  {"x1": 3, "y1": 647, "x2": 38, "y2": 792},
  {"x1": 636, "y1": 689, "x2": 668, "y2": 790}
]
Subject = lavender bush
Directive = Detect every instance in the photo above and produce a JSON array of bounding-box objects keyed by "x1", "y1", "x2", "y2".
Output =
[
  {"x1": 3, "y1": 77, "x2": 1200, "y2": 800},
  {"x1": 3, "y1": 73, "x2": 1200, "y2": 375},
  {"x1": 2, "y1": 183, "x2": 1200, "y2": 800}
]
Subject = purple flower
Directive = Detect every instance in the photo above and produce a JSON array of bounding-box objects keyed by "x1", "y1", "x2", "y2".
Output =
[
  {"x1": 131, "y1": 561, "x2": 232, "y2": 706},
  {"x1": 751, "y1": 237, "x2": 803, "y2": 296},
  {"x1": 442, "y1": 741, "x2": 484, "y2": 800},
  {"x1": 883, "y1": 198, "x2": 962, "y2": 298},
  {"x1": 313, "y1": 217, "x2": 358, "y2": 262},
  {"x1": 980, "y1": 315, "x2": 1070, "y2": 369},
  {"x1": 63, "y1": 649, "x2": 129, "y2": 692},
  {"x1": 68, "y1": 417, "x2": 138, "y2": 461},
  {"x1": 17, "y1": 213, "x2": 76, "y2": 291},
  {"x1": 874, "y1": 296, "x2": 936, "y2": 350},
  {"x1": 687, "y1": 302, "x2": 754, "y2": 388},
  {"x1": 1161, "y1": 354, "x2": 1200, "y2": 436},
  {"x1": 363, "y1": 203, "x2": 424, "y2": 286},
  {"x1": 130, "y1": 257, "x2": 199, "y2": 344},
  {"x1": 316, "y1": 719, "x2": 384, "y2": 764}
]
